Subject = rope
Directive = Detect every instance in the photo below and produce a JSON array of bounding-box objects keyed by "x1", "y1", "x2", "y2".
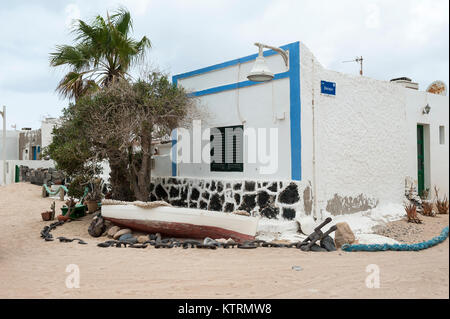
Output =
[
  {"x1": 43, "y1": 184, "x2": 68, "y2": 196},
  {"x1": 342, "y1": 226, "x2": 449, "y2": 252},
  {"x1": 101, "y1": 199, "x2": 171, "y2": 209}
]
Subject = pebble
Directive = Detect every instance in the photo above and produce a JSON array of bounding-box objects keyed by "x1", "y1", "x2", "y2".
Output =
[
  {"x1": 203, "y1": 237, "x2": 217, "y2": 245},
  {"x1": 226, "y1": 238, "x2": 235, "y2": 244},
  {"x1": 113, "y1": 228, "x2": 131, "y2": 239},
  {"x1": 119, "y1": 233, "x2": 137, "y2": 244},
  {"x1": 107, "y1": 226, "x2": 120, "y2": 238},
  {"x1": 292, "y1": 266, "x2": 303, "y2": 271},
  {"x1": 137, "y1": 235, "x2": 150, "y2": 243},
  {"x1": 271, "y1": 239, "x2": 292, "y2": 245}
]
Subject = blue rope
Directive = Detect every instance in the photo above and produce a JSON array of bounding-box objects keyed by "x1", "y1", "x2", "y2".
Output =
[
  {"x1": 43, "y1": 184, "x2": 68, "y2": 196},
  {"x1": 342, "y1": 226, "x2": 449, "y2": 252}
]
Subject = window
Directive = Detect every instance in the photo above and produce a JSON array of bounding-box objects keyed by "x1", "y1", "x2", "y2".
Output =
[
  {"x1": 210, "y1": 125, "x2": 243, "y2": 172},
  {"x1": 439, "y1": 126, "x2": 445, "y2": 145}
]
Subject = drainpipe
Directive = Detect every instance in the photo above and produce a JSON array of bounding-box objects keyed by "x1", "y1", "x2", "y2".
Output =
[{"x1": 311, "y1": 59, "x2": 319, "y2": 220}]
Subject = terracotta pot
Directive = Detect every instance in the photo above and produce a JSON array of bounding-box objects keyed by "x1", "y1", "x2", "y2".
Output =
[
  {"x1": 57, "y1": 214, "x2": 70, "y2": 222},
  {"x1": 41, "y1": 211, "x2": 54, "y2": 221},
  {"x1": 86, "y1": 200, "x2": 99, "y2": 213}
]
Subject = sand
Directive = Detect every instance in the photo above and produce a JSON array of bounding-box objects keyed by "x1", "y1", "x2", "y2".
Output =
[{"x1": 0, "y1": 183, "x2": 448, "y2": 299}]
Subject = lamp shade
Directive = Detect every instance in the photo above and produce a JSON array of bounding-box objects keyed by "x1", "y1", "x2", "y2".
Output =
[{"x1": 247, "y1": 56, "x2": 274, "y2": 82}]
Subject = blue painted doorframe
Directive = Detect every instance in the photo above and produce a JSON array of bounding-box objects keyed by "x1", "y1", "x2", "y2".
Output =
[{"x1": 172, "y1": 41, "x2": 302, "y2": 181}]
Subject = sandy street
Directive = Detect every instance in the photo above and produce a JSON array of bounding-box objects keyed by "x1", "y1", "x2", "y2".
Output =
[{"x1": 0, "y1": 183, "x2": 448, "y2": 299}]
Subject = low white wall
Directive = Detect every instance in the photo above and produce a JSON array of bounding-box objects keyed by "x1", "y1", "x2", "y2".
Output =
[{"x1": 0, "y1": 160, "x2": 55, "y2": 185}]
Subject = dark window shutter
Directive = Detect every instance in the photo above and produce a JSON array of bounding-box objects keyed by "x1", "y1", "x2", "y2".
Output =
[{"x1": 211, "y1": 125, "x2": 243, "y2": 172}]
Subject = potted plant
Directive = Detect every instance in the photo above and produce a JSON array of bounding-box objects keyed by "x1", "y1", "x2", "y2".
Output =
[
  {"x1": 41, "y1": 202, "x2": 56, "y2": 221},
  {"x1": 85, "y1": 179, "x2": 104, "y2": 213}
]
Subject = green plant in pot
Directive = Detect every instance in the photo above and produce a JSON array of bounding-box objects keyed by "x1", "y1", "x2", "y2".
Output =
[{"x1": 85, "y1": 179, "x2": 104, "y2": 213}]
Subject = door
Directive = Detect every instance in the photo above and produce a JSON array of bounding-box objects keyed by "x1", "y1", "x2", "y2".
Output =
[
  {"x1": 417, "y1": 125, "x2": 425, "y2": 195},
  {"x1": 32, "y1": 146, "x2": 37, "y2": 160},
  {"x1": 15, "y1": 165, "x2": 19, "y2": 183}
]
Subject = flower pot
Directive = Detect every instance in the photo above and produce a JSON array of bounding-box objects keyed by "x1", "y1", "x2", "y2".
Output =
[
  {"x1": 57, "y1": 214, "x2": 70, "y2": 222},
  {"x1": 86, "y1": 200, "x2": 99, "y2": 213},
  {"x1": 41, "y1": 211, "x2": 54, "y2": 221}
]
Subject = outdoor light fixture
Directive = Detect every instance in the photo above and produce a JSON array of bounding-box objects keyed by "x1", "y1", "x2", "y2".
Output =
[
  {"x1": 247, "y1": 43, "x2": 289, "y2": 82},
  {"x1": 423, "y1": 104, "x2": 431, "y2": 115}
]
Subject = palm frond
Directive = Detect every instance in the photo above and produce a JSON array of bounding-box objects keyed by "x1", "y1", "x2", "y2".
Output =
[
  {"x1": 49, "y1": 45, "x2": 90, "y2": 71},
  {"x1": 111, "y1": 8, "x2": 132, "y2": 35},
  {"x1": 56, "y1": 71, "x2": 99, "y2": 101},
  {"x1": 50, "y1": 7, "x2": 151, "y2": 99}
]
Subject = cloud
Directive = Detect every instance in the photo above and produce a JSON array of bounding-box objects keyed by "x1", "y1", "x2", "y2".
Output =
[
  {"x1": 65, "y1": 3, "x2": 81, "y2": 28},
  {"x1": 365, "y1": 3, "x2": 381, "y2": 29}
]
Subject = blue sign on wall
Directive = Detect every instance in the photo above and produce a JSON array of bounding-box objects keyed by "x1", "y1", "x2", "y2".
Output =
[{"x1": 321, "y1": 81, "x2": 336, "y2": 96}]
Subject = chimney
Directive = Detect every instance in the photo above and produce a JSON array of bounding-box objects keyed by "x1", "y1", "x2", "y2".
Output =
[{"x1": 390, "y1": 77, "x2": 419, "y2": 90}]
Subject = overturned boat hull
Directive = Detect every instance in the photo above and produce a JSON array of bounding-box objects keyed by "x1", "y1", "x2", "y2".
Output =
[{"x1": 102, "y1": 205, "x2": 258, "y2": 242}]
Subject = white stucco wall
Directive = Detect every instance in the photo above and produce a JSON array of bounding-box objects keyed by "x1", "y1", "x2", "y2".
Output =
[
  {"x1": 152, "y1": 143, "x2": 172, "y2": 177},
  {"x1": 41, "y1": 118, "x2": 60, "y2": 150},
  {"x1": 300, "y1": 43, "x2": 410, "y2": 214},
  {"x1": 0, "y1": 130, "x2": 20, "y2": 160},
  {"x1": 299, "y1": 42, "x2": 449, "y2": 214},
  {"x1": 174, "y1": 52, "x2": 293, "y2": 181}
]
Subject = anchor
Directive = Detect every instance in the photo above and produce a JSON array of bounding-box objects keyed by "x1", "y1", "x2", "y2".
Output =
[{"x1": 297, "y1": 217, "x2": 337, "y2": 251}]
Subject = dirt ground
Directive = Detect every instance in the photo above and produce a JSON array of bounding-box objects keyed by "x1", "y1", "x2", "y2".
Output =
[{"x1": 0, "y1": 183, "x2": 448, "y2": 299}]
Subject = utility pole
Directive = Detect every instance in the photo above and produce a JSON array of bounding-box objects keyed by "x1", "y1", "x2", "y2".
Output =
[
  {"x1": 0, "y1": 106, "x2": 5, "y2": 185},
  {"x1": 343, "y1": 56, "x2": 364, "y2": 76}
]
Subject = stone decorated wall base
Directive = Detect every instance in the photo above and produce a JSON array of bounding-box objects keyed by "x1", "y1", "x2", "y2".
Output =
[
  {"x1": 20, "y1": 166, "x2": 65, "y2": 186},
  {"x1": 150, "y1": 177, "x2": 313, "y2": 221}
]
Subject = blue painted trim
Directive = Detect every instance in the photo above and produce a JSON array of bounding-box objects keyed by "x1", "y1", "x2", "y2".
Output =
[
  {"x1": 188, "y1": 72, "x2": 289, "y2": 97},
  {"x1": 172, "y1": 44, "x2": 291, "y2": 83},
  {"x1": 172, "y1": 41, "x2": 302, "y2": 181},
  {"x1": 289, "y1": 42, "x2": 301, "y2": 181},
  {"x1": 171, "y1": 129, "x2": 177, "y2": 177}
]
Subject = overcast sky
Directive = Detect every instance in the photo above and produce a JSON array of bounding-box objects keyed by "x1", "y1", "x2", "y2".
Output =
[{"x1": 0, "y1": 0, "x2": 448, "y2": 129}]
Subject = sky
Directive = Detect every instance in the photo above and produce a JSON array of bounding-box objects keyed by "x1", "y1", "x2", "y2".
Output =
[{"x1": 0, "y1": 0, "x2": 448, "y2": 129}]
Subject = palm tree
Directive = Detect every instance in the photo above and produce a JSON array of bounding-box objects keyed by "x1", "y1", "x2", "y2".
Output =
[{"x1": 50, "y1": 8, "x2": 151, "y2": 100}]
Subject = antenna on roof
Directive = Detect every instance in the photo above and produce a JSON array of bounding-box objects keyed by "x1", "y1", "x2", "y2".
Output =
[{"x1": 343, "y1": 56, "x2": 363, "y2": 76}]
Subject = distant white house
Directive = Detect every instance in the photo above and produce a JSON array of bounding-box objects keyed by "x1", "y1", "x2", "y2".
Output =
[
  {"x1": 0, "y1": 118, "x2": 59, "y2": 185},
  {"x1": 148, "y1": 41, "x2": 449, "y2": 221}
]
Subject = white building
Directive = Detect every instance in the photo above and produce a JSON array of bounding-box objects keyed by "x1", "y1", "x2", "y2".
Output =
[
  {"x1": 0, "y1": 118, "x2": 58, "y2": 185},
  {"x1": 0, "y1": 130, "x2": 20, "y2": 160},
  {"x1": 149, "y1": 41, "x2": 449, "y2": 221}
]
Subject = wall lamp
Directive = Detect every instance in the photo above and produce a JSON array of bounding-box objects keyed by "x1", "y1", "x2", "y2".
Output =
[
  {"x1": 247, "y1": 43, "x2": 289, "y2": 82},
  {"x1": 423, "y1": 104, "x2": 431, "y2": 115}
]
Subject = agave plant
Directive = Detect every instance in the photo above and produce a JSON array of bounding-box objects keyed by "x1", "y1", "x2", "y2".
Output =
[
  {"x1": 405, "y1": 203, "x2": 422, "y2": 223},
  {"x1": 434, "y1": 186, "x2": 449, "y2": 215},
  {"x1": 50, "y1": 8, "x2": 151, "y2": 100},
  {"x1": 421, "y1": 201, "x2": 435, "y2": 217}
]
